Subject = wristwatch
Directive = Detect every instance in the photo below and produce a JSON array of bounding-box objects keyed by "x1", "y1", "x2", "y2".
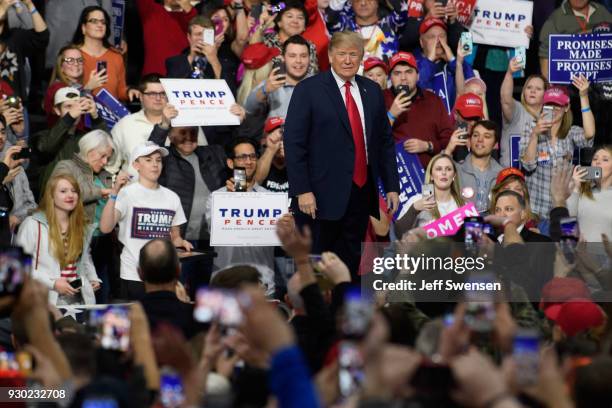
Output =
[{"x1": 427, "y1": 141, "x2": 433, "y2": 153}]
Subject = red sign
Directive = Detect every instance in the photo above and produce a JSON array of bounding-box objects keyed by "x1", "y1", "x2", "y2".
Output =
[
  {"x1": 407, "y1": 0, "x2": 424, "y2": 18},
  {"x1": 455, "y1": 0, "x2": 478, "y2": 27}
]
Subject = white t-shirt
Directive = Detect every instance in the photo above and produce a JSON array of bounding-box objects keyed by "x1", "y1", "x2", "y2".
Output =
[{"x1": 115, "y1": 183, "x2": 187, "y2": 281}]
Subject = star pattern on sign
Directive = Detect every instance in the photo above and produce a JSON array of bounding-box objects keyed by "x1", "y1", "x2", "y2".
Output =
[{"x1": 0, "y1": 49, "x2": 18, "y2": 81}]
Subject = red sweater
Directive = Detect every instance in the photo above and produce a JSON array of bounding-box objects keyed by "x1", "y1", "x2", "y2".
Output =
[
  {"x1": 137, "y1": 0, "x2": 196, "y2": 75},
  {"x1": 383, "y1": 88, "x2": 453, "y2": 168}
]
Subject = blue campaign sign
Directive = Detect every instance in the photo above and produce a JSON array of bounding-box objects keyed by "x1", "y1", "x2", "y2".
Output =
[
  {"x1": 111, "y1": 0, "x2": 126, "y2": 48},
  {"x1": 510, "y1": 134, "x2": 521, "y2": 169},
  {"x1": 377, "y1": 142, "x2": 425, "y2": 221},
  {"x1": 94, "y1": 89, "x2": 130, "y2": 130},
  {"x1": 548, "y1": 33, "x2": 612, "y2": 84}
]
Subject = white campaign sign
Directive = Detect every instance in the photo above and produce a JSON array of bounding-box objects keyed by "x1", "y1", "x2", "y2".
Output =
[
  {"x1": 470, "y1": 0, "x2": 533, "y2": 48},
  {"x1": 210, "y1": 192, "x2": 289, "y2": 247},
  {"x1": 160, "y1": 78, "x2": 240, "y2": 127}
]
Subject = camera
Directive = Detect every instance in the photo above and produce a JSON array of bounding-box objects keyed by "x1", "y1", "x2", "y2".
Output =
[{"x1": 12, "y1": 147, "x2": 31, "y2": 160}]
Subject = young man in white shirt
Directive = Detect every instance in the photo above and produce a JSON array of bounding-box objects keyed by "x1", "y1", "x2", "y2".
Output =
[{"x1": 100, "y1": 141, "x2": 193, "y2": 300}]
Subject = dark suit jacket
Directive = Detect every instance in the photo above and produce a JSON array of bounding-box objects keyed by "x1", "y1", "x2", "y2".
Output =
[
  {"x1": 140, "y1": 291, "x2": 198, "y2": 339},
  {"x1": 284, "y1": 70, "x2": 399, "y2": 220},
  {"x1": 498, "y1": 227, "x2": 554, "y2": 300},
  {"x1": 165, "y1": 47, "x2": 238, "y2": 96}
]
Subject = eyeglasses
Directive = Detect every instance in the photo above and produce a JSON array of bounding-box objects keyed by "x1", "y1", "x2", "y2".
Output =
[
  {"x1": 86, "y1": 18, "x2": 107, "y2": 25},
  {"x1": 234, "y1": 153, "x2": 257, "y2": 162},
  {"x1": 142, "y1": 92, "x2": 167, "y2": 99},
  {"x1": 63, "y1": 57, "x2": 84, "y2": 65}
]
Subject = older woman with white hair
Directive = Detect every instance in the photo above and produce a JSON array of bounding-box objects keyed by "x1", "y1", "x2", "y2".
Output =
[{"x1": 51, "y1": 129, "x2": 116, "y2": 303}]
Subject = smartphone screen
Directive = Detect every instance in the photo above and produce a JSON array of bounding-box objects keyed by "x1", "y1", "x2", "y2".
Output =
[
  {"x1": 514, "y1": 46, "x2": 527, "y2": 68},
  {"x1": 234, "y1": 167, "x2": 247, "y2": 192},
  {"x1": 460, "y1": 32, "x2": 473, "y2": 55},
  {"x1": 250, "y1": 4, "x2": 263, "y2": 20},
  {"x1": 560, "y1": 216, "x2": 579, "y2": 263},
  {"x1": 542, "y1": 105, "x2": 554, "y2": 122},
  {"x1": 203, "y1": 28, "x2": 215, "y2": 46},
  {"x1": 160, "y1": 369, "x2": 185, "y2": 408},
  {"x1": 194, "y1": 288, "x2": 243, "y2": 326},
  {"x1": 83, "y1": 398, "x2": 119, "y2": 408},
  {"x1": 464, "y1": 217, "x2": 483, "y2": 246},
  {"x1": 338, "y1": 341, "x2": 364, "y2": 398},
  {"x1": 96, "y1": 60, "x2": 107, "y2": 73},
  {"x1": 272, "y1": 60, "x2": 286, "y2": 76},
  {"x1": 341, "y1": 288, "x2": 372, "y2": 339},
  {"x1": 464, "y1": 273, "x2": 496, "y2": 333},
  {"x1": 0, "y1": 247, "x2": 30, "y2": 296},
  {"x1": 90, "y1": 306, "x2": 131, "y2": 352},
  {"x1": 513, "y1": 329, "x2": 539, "y2": 387}
]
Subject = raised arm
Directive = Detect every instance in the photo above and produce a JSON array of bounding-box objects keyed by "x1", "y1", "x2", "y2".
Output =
[{"x1": 501, "y1": 58, "x2": 522, "y2": 123}]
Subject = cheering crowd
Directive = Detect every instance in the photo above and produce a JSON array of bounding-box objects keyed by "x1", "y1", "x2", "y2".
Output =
[{"x1": 0, "y1": 0, "x2": 610, "y2": 407}]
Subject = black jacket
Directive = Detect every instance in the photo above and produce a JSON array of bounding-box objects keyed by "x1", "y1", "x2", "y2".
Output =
[
  {"x1": 165, "y1": 44, "x2": 239, "y2": 96},
  {"x1": 140, "y1": 290, "x2": 198, "y2": 339},
  {"x1": 149, "y1": 125, "x2": 227, "y2": 236}
]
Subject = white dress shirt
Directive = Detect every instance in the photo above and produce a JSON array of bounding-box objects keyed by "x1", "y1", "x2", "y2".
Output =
[{"x1": 331, "y1": 69, "x2": 368, "y2": 162}]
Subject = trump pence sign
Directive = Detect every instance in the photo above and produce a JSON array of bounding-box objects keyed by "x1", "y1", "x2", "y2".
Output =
[
  {"x1": 470, "y1": 0, "x2": 533, "y2": 48},
  {"x1": 160, "y1": 78, "x2": 240, "y2": 127},
  {"x1": 210, "y1": 192, "x2": 289, "y2": 246}
]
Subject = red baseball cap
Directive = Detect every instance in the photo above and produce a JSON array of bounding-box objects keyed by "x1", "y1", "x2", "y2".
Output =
[
  {"x1": 264, "y1": 116, "x2": 284, "y2": 133},
  {"x1": 363, "y1": 57, "x2": 388, "y2": 74},
  {"x1": 389, "y1": 51, "x2": 418, "y2": 71},
  {"x1": 539, "y1": 277, "x2": 591, "y2": 316},
  {"x1": 241, "y1": 43, "x2": 281, "y2": 69},
  {"x1": 550, "y1": 299, "x2": 605, "y2": 337},
  {"x1": 495, "y1": 167, "x2": 526, "y2": 185},
  {"x1": 455, "y1": 93, "x2": 484, "y2": 119},
  {"x1": 419, "y1": 17, "x2": 447, "y2": 35},
  {"x1": 543, "y1": 87, "x2": 570, "y2": 106}
]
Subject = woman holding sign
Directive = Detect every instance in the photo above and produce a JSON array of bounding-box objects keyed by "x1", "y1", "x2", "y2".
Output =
[
  {"x1": 400, "y1": 153, "x2": 465, "y2": 228},
  {"x1": 519, "y1": 76, "x2": 595, "y2": 234}
]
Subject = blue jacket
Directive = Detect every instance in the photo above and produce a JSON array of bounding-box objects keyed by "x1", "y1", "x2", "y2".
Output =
[
  {"x1": 414, "y1": 49, "x2": 475, "y2": 114},
  {"x1": 284, "y1": 71, "x2": 399, "y2": 220},
  {"x1": 269, "y1": 346, "x2": 321, "y2": 408}
]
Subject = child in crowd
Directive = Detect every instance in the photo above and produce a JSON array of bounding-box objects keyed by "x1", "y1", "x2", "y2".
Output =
[{"x1": 99, "y1": 141, "x2": 192, "y2": 300}]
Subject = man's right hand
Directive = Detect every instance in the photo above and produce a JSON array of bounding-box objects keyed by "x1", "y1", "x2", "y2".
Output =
[
  {"x1": 112, "y1": 171, "x2": 130, "y2": 195},
  {"x1": 53, "y1": 278, "x2": 79, "y2": 296},
  {"x1": 2, "y1": 146, "x2": 24, "y2": 169},
  {"x1": 161, "y1": 103, "x2": 179, "y2": 128},
  {"x1": 507, "y1": 58, "x2": 523, "y2": 74},
  {"x1": 265, "y1": 68, "x2": 286, "y2": 95},
  {"x1": 389, "y1": 92, "x2": 411, "y2": 118},
  {"x1": 444, "y1": 128, "x2": 469, "y2": 154},
  {"x1": 298, "y1": 192, "x2": 317, "y2": 219}
]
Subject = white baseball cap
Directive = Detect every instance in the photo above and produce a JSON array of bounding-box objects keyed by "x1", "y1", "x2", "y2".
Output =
[
  {"x1": 54, "y1": 87, "x2": 81, "y2": 106},
  {"x1": 130, "y1": 141, "x2": 169, "y2": 165}
]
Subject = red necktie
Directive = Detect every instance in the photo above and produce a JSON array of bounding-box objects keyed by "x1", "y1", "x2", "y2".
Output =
[{"x1": 344, "y1": 81, "x2": 367, "y2": 187}]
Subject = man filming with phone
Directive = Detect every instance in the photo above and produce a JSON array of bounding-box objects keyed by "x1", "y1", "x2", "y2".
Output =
[
  {"x1": 166, "y1": 16, "x2": 224, "y2": 82},
  {"x1": 245, "y1": 35, "x2": 311, "y2": 120},
  {"x1": 383, "y1": 51, "x2": 453, "y2": 168}
]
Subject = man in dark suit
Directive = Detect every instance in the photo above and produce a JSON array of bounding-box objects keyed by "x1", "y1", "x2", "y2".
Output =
[
  {"x1": 164, "y1": 15, "x2": 237, "y2": 94},
  {"x1": 284, "y1": 31, "x2": 400, "y2": 278},
  {"x1": 138, "y1": 238, "x2": 198, "y2": 339},
  {"x1": 492, "y1": 190, "x2": 554, "y2": 299}
]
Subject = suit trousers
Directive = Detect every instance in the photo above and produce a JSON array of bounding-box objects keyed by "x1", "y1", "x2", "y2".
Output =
[{"x1": 296, "y1": 182, "x2": 371, "y2": 282}]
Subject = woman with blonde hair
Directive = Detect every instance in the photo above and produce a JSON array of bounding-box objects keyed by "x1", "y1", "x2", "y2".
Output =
[
  {"x1": 568, "y1": 145, "x2": 612, "y2": 243},
  {"x1": 519, "y1": 77, "x2": 595, "y2": 234},
  {"x1": 500, "y1": 57, "x2": 549, "y2": 167},
  {"x1": 398, "y1": 153, "x2": 465, "y2": 228},
  {"x1": 16, "y1": 174, "x2": 100, "y2": 306},
  {"x1": 43, "y1": 44, "x2": 107, "y2": 127}
]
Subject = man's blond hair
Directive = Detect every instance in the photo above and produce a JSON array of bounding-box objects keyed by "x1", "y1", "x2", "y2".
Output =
[{"x1": 328, "y1": 31, "x2": 364, "y2": 56}]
